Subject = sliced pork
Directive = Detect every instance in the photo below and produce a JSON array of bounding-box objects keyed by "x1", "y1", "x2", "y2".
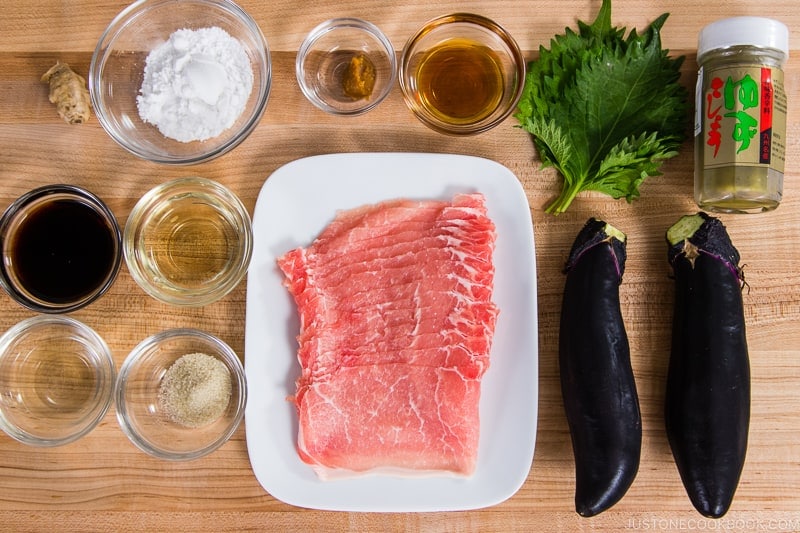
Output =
[{"x1": 277, "y1": 193, "x2": 498, "y2": 479}]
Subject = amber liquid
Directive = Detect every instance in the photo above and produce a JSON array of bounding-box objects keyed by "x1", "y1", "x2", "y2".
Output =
[{"x1": 415, "y1": 38, "x2": 505, "y2": 124}]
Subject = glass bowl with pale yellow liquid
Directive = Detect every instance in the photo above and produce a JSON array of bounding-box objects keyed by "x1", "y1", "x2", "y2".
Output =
[
  {"x1": 0, "y1": 315, "x2": 116, "y2": 446},
  {"x1": 124, "y1": 177, "x2": 253, "y2": 306},
  {"x1": 399, "y1": 13, "x2": 526, "y2": 135}
]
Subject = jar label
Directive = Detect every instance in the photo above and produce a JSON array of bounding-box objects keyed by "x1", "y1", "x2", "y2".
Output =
[{"x1": 697, "y1": 64, "x2": 786, "y2": 173}]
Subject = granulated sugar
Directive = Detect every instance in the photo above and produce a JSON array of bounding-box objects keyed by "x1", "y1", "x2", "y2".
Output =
[
  {"x1": 158, "y1": 352, "x2": 232, "y2": 428},
  {"x1": 137, "y1": 26, "x2": 254, "y2": 142}
]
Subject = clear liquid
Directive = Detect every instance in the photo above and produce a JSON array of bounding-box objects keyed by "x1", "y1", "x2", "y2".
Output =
[
  {"x1": 2, "y1": 346, "x2": 96, "y2": 417},
  {"x1": 31, "y1": 350, "x2": 94, "y2": 413}
]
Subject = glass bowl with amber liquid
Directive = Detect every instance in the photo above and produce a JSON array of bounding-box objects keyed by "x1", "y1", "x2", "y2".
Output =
[{"x1": 399, "y1": 13, "x2": 526, "y2": 135}]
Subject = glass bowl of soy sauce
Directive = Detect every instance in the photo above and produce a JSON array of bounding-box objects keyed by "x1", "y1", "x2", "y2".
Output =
[
  {"x1": 0, "y1": 185, "x2": 122, "y2": 313},
  {"x1": 399, "y1": 13, "x2": 526, "y2": 135}
]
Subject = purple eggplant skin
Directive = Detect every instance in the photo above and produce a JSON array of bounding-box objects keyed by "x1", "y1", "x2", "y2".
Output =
[
  {"x1": 559, "y1": 218, "x2": 641, "y2": 517},
  {"x1": 665, "y1": 212, "x2": 750, "y2": 519}
]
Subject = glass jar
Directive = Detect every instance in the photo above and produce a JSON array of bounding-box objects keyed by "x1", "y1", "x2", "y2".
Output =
[{"x1": 694, "y1": 17, "x2": 789, "y2": 213}]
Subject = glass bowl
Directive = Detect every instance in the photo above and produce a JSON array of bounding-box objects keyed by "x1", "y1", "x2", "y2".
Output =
[
  {"x1": 297, "y1": 18, "x2": 397, "y2": 115},
  {"x1": 0, "y1": 315, "x2": 116, "y2": 446},
  {"x1": 123, "y1": 177, "x2": 253, "y2": 307},
  {"x1": 399, "y1": 13, "x2": 525, "y2": 135},
  {"x1": 89, "y1": 0, "x2": 271, "y2": 165},
  {"x1": 0, "y1": 184, "x2": 122, "y2": 313},
  {"x1": 115, "y1": 328, "x2": 247, "y2": 460}
]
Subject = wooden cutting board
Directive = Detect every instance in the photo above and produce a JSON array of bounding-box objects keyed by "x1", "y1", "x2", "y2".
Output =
[{"x1": 0, "y1": 1, "x2": 798, "y2": 530}]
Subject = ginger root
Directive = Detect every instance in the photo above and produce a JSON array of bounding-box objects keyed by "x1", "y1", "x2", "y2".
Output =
[{"x1": 41, "y1": 61, "x2": 91, "y2": 124}]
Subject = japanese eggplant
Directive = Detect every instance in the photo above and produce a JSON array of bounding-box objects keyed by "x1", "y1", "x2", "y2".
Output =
[
  {"x1": 665, "y1": 212, "x2": 750, "y2": 518},
  {"x1": 559, "y1": 218, "x2": 641, "y2": 517}
]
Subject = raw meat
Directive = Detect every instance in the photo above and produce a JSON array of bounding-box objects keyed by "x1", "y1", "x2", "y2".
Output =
[{"x1": 277, "y1": 193, "x2": 498, "y2": 479}]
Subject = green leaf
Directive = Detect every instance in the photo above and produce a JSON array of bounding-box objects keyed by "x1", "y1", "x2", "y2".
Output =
[
  {"x1": 522, "y1": 116, "x2": 575, "y2": 178},
  {"x1": 514, "y1": 0, "x2": 689, "y2": 214},
  {"x1": 589, "y1": 132, "x2": 680, "y2": 200}
]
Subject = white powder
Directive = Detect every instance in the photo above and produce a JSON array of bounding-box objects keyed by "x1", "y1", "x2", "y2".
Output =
[{"x1": 137, "y1": 26, "x2": 254, "y2": 143}]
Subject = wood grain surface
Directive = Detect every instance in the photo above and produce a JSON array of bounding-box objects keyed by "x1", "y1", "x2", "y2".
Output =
[{"x1": 1, "y1": 1, "x2": 799, "y2": 531}]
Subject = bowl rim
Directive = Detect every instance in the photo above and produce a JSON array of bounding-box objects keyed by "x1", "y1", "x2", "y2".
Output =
[
  {"x1": 123, "y1": 177, "x2": 253, "y2": 307},
  {"x1": 296, "y1": 17, "x2": 398, "y2": 116},
  {"x1": 0, "y1": 184, "x2": 123, "y2": 314},
  {"x1": 398, "y1": 12, "x2": 526, "y2": 135},
  {"x1": 115, "y1": 327, "x2": 248, "y2": 460},
  {"x1": 88, "y1": 0, "x2": 272, "y2": 165},
  {"x1": 0, "y1": 315, "x2": 116, "y2": 447}
]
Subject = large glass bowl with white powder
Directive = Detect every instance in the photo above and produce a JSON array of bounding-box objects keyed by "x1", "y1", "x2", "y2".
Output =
[
  {"x1": 115, "y1": 328, "x2": 247, "y2": 460},
  {"x1": 89, "y1": 0, "x2": 271, "y2": 165}
]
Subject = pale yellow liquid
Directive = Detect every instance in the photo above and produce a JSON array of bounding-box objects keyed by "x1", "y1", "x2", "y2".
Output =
[{"x1": 140, "y1": 195, "x2": 240, "y2": 290}]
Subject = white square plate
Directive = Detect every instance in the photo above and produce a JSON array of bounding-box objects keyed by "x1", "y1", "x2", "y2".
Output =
[{"x1": 244, "y1": 153, "x2": 538, "y2": 512}]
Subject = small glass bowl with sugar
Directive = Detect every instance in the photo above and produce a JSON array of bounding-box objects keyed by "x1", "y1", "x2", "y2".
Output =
[{"x1": 115, "y1": 328, "x2": 247, "y2": 460}]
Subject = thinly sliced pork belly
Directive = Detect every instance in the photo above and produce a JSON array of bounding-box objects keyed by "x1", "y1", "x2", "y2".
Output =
[{"x1": 278, "y1": 193, "x2": 498, "y2": 479}]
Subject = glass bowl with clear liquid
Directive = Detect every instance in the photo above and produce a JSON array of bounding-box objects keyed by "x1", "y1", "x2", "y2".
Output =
[
  {"x1": 0, "y1": 315, "x2": 116, "y2": 446},
  {"x1": 124, "y1": 177, "x2": 253, "y2": 306}
]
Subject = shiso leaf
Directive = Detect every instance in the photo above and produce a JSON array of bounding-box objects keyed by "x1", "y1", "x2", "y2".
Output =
[{"x1": 515, "y1": 0, "x2": 689, "y2": 214}]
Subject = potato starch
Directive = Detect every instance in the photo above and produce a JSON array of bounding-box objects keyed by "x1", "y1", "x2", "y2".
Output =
[{"x1": 137, "y1": 27, "x2": 254, "y2": 143}]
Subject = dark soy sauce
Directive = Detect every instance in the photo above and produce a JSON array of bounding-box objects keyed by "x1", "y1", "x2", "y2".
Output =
[{"x1": 9, "y1": 199, "x2": 116, "y2": 304}]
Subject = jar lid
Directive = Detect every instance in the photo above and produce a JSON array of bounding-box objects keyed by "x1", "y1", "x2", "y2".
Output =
[{"x1": 698, "y1": 17, "x2": 789, "y2": 59}]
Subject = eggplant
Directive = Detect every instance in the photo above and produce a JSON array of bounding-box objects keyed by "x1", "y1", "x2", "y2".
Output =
[
  {"x1": 665, "y1": 212, "x2": 750, "y2": 518},
  {"x1": 559, "y1": 218, "x2": 641, "y2": 517}
]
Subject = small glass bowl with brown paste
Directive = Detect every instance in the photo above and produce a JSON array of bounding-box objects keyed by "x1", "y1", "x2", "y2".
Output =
[{"x1": 296, "y1": 18, "x2": 397, "y2": 116}]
